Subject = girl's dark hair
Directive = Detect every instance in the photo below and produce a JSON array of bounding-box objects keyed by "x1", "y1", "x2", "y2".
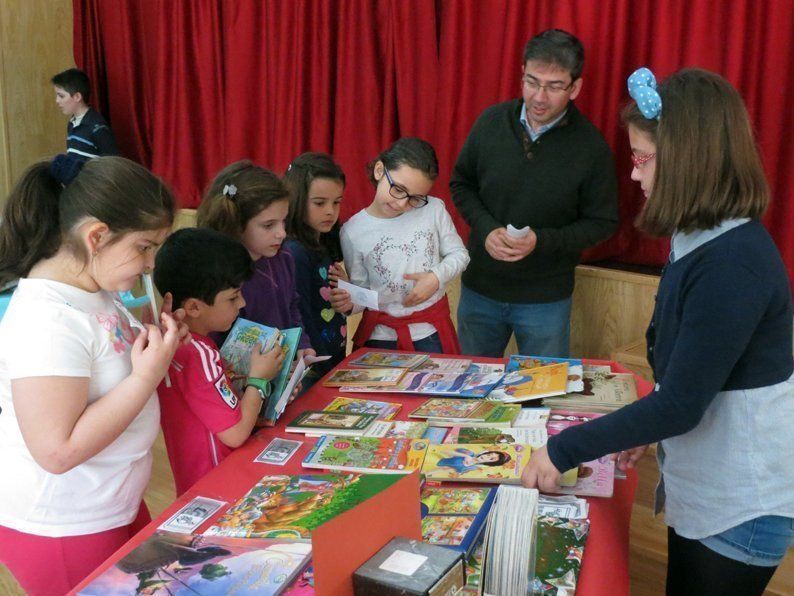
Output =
[
  {"x1": 197, "y1": 160, "x2": 290, "y2": 239},
  {"x1": 622, "y1": 68, "x2": 769, "y2": 236},
  {"x1": 284, "y1": 152, "x2": 345, "y2": 257},
  {"x1": 367, "y1": 137, "x2": 439, "y2": 185},
  {"x1": 0, "y1": 156, "x2": 175, "y2": 287},
  {"x1": 478, "y1": 451, "x2": 512, "y2": 467}
]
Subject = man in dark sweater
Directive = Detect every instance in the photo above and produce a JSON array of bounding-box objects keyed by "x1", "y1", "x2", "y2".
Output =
[
  {"x1": 52, "y1": 68, "x2": 119, "y2": 159},
  {"x1": 450, "y1": 29, "x2": 618, "y2": 357}
]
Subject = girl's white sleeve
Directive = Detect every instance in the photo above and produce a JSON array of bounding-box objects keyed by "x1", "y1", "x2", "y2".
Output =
[
  {"x1": 429, "y1": 199, "x2": 470, "y2": 286},
  {"x1": 340, "y1": 222, "x2": 367, "y2": 314}
]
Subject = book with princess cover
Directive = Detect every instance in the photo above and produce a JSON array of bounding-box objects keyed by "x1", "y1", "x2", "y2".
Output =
[
  {"x1": 321, "y1": 396, "x2": 401, "y2": 420},
  {"x1": 420, "y1": 443, "x2": 530, "y2": 484},
  {"x1": 420, "y1": 486, "x2": 496, "y2": 558},
  {"x1": 302, "y1": 435, "x2": 429, "y2": 474},
  {"x1": 489, "y1": 363, "x2": 569, "y2": 403},
  {"x1": 77, "y1": 530, "x2": 311, "y2": 596},
  {"x1": 531, "y1": 516, "x2": 590, "y2": 596},
  {"x1": 348, "y1": 351, "x2": 429, "y2": 369},
  {"x1": 409, "y1": 399, "x2": 520, "y2": 428},
  {"x1": 219, "y1": 318, "x2": 302, "y2": 425},
  {"x1": 285, "y1": 410, "x2": 378, "y2": 436},
  {"x1": 322, "y1": 367, "x2": 406, "y2": 387},
  {"x1": 507, "y1": 355, "x2": 584, "y2": 393}
]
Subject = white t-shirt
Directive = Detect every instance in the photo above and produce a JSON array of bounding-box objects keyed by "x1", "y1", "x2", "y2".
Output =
[
  {"x1": 340, "y1": 197, "x2": 470, "y2": 341},
  {"x1": 0, "y1": 279, "x2": 160, "y2": 537}
]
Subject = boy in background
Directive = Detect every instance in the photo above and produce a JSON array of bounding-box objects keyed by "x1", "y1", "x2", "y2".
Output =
[
  {"x1": 154, "y1": 228, "x2": 284, "y2": 496},
  {"x1": 51, "y1": 67, "x2": 118, "y2": 158}
]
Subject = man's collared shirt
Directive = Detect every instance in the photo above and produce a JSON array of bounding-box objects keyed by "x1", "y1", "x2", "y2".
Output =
[{"x1": 520, "y1": 103, "x2": 567, "y2": 142}]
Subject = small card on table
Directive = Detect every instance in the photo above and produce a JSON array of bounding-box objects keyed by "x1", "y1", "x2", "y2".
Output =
[
  {"x1": 255, "y1": 437, "x2": 303, "y2": 466},
  {"x1": 159, "y1": 496, "x2": 226, "y2": 533}
]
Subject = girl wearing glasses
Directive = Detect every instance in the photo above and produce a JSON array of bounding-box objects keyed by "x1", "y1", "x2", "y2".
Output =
[{"x1": 330, "y1": 137, "x2": 469, "y2": 354}]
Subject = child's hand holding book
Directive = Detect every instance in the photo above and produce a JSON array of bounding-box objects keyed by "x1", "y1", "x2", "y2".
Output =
[{"x1": 248, "y1": 344, "x2": 284, "y2": 382}]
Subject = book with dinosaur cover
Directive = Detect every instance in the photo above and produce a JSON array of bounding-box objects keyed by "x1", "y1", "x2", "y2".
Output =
[{"x1": 302, "y1": 436, "x2": 429, "y2": 474}]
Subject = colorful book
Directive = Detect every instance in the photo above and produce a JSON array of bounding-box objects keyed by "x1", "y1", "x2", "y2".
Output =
[
  {"x1": 322, "y1": 396, "x2": 401, "y2": 420},
  {"x1": 443, "y1": 425, "x2": 548, "y2": 449},
  {"x1": 531, "y1": 517, "x2": 590, "y2": 596},
  {"x1": 205, "y1": 473, "x2": 406, "y2": 539},
  {"x1": 507, "y1": 355, "x2": 584, "y2": 393},
  {"x1": 465, "y1": 362, "x2": 506, "y2": 375},
  {"x1": 420, "y1": 487, "x2": 496, "y2": 558},
  {"x1": 363, "y1": 420, "x2": 428, "y2": 439},
  {"x1": 348, "y1": 351, "x2": 429, "y2": 369},
  {"x1": 409, "y1": 398, "x2": 484, "y2": 420},
  {"x1": 285, "y1": 410, "x2": 378, "y2": 436},
  {"x1": 420, "y1": 443, "x2": 530, "y2": 484},
  {"x1": 302, "y1": 436, "x2": 429, "y2": 474},
  {"x1": 78, "y1": 531, "x2": 311, "y2": 596},
  {"x1": 219, "y1": 318, "x2": 302, "y2": 425},
  {"x1": 413, "y1": 357, "x2": 473, "y2": 374},
  {"x1": 410, "y1": 399, "x2": 521, "y2": 429},
  {"x1": 544, "y1": 371, "x2": 638, "y2": 412},
  {"x1": 488, "y1": 363, "x2": 569, "y2": 403},
  {"x1": 322, "y1": 367, "x2": 406, "y2": 387},
  {"x1": 341, "y1": 371, "x2": 503, "y2": 398}
]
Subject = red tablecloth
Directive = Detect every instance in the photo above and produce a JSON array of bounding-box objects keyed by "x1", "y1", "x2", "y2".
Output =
[{"x1": 73, "y1": 349, "x2": 651, "y2": 595}]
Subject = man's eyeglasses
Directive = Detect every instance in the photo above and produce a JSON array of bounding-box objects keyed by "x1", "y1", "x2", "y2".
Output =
[
  {"x1": 521, "y1": 74, "x2": 574, "y2": 95},
  {"x1": 630, "y1": 152, "x2": 656, "y2": 167},
  {"x1": 384, "y1": 169, "x2": 429, "y2": 208}
]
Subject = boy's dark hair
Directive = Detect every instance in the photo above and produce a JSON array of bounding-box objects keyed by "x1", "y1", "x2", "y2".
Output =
[
  {"x1": 478, "y1": 450, "x2": 512, "y2": 466},
  {"x1": 368, "y1": 137, "x2": 439, "y2": 185},
  {"x1": 622, "y1": 68, "x2": 769, "y2": 236},
  {"x1": 154, "y1": 228, "x2": 254, "y2": 309},
  {"x1": 523, "y1": 29, "x2": 585, "y2": 81},
  {"x1": 197, "y1": 160, "x2": 290, "y2": 239},
  {"x1": 0, "y1": 156, "x2": 174, "y2": 287},
  {"x1": 284, "y1": 152, "x2": 345, "y2": 257},
  {"x1": 51, "y1": 68, "x2": 91, "y2": 103}
]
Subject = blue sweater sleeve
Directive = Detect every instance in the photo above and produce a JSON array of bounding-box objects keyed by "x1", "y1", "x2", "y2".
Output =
[
  {"x1": 547, "y1": 259, "x2": 772, "y2": 472},
  {"x1": 283, "y1": 250, "x2": 312, "y2": 350}
]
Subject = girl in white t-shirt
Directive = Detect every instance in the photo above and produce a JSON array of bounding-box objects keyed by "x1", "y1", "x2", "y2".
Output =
[
  {"x1": 330, "y1": 137, "x2": 469, "y2": 354},
  {"x1": 0, "y1": 156, "x2": 186, "y2": 594}
]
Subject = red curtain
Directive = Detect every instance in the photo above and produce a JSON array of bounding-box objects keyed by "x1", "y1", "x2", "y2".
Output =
[{"x1": 73, "y1": 0, "x2": 794, "y2": 282}]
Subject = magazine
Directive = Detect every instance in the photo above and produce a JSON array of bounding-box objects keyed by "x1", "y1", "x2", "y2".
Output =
[{"x1": 302, "y1": 436, "x2": 429, "y2": 474}]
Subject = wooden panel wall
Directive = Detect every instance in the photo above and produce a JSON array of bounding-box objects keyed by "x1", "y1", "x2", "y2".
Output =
[{"x1": 0, "y1": 0, "x2": 73, "y2": 201}]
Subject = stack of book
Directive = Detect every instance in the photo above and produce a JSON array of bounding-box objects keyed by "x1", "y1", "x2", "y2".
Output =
[
  {"x1": 420, "y1": 486, "x2": 496, "y2": 558},
  {"x1": 543, "y1": 370, "x2": 638, "y2": 412},
  {"x1": 408, "y1": 398, "x2": 521, "y2": 428}
]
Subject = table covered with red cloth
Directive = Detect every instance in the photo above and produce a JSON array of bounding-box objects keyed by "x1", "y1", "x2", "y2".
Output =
[{"x1": 74, "y1": 349, "x2": 652, "y2": 595}]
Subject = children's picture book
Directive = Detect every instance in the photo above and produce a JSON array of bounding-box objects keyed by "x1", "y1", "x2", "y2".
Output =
[
  {"x1": 544, "y1": 371, "x2": 638, "y2": 412},
  {"x1": 513, "y1": 407, "x2": 552, "y2": 428},
  {"x1": 348, "y1": 351, "x2": 429, "y2": 369},
  {"x1": 465, "y1": 362, "x2": 506, "y2": 375},
  {"x1": 507, "y1": 355, "x2": 584, "y2": 393},
  {"x1": 409, "y1": 398, "x2": 483, "y2": 420},
  {"x1": 341, "y1": 371, "x2": 503, "y2": 398},
  {"x1": 77, "y1": 531, "x2": 311, "y2": 596},
  {"x1": 302, "y1": 436, "x2": 429, "y2": 474},
  {"x1": 410, "y1": 399, "x2": 521, "y2": 429},
  {"x1": 443, "y1": 425, "x2": 548, "y2": 449},
  {"x1": 413, "y1": 357, "x2": 473, "y2": 374},
  {"x1": 363, "y1": 420, "x2": 429, "y2": 439},
  {"x1": 420, "y1": 486, "x2": 496, "y2": 559},
  {"x1": 219, "y1": 318, "x2": 303, "y2": 425},
  {"x1": 205, "y1": 473, "x2": 404, "y2": 539},
  {"x1": 531, "y1": 516, "x2": 590, "y2": 596},
  {"x1": 420, "y1": 443, "x2": 529, "y2": 484},
  {"x1": 322, "y1": 396, "x2": 401, "y2": 420},
  {"x1": 489, "y1": 363, "x2": 569, "y2": 403},
  {"x1": 555, "y1": 455, "x2": 615, "y2": 498},
  {"x1": 322, "y1": 367, "x2": 406, "y2": 387},
  {"x1": 285, "y1": 410, "x2": 378, "y2": 436}
]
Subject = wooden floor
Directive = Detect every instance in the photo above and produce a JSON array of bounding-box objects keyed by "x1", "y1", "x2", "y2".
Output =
[{"x1": 3, "y1": 433, "x2": 792, "y2": 595}]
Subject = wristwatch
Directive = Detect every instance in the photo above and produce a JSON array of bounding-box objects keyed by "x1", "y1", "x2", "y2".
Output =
[{"x1": 245, "y1": 377, "x2": 272, "y2": 401}]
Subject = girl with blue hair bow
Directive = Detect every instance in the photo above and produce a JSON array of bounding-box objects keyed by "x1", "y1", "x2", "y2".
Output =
[{"x1": 522, "y1": 67, "x2": 794, "y2": 595}]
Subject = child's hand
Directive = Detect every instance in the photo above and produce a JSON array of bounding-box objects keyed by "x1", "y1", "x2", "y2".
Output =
[
  {"x1": 297, "y1": 348, "x2": 317, "y2": 364},
  {"x1": 402, "y1": 272, "x2": 440, "y2": 307},
  {"x1": 328, "y1": 262, "x2": 349, "y2": 288},
  {"x1": 249, "y1": 345, "x2": 285, "y2": 380},
  {"x1": 611, "y1": 445, "x2": 649, "y2": 471},
  {"x1": 161, "y1": 292, "x2": 191, "y2": 346},
  {"x1": 131, "y1": 315, "x2": 181, "y2": 386},
  {"x1": 330, "y1": 288, "x2": 353, "y2": 314}
]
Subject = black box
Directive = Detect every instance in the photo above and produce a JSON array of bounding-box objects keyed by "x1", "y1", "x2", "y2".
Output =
[{"x1": 353, "y1": 536, "x2": 465, "y2": 596}]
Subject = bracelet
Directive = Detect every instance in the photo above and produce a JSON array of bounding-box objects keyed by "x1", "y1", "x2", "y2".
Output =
[{"x1": 246, "y1": 377, "x2": 272, "y2": 401}]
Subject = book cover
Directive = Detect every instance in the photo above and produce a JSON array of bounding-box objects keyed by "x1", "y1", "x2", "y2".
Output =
[
  {"x1": 322, "y1": 396, "x2": 401, "y2": 420},
  {"x1": 348, "y1": 351, "x2": 429, "y2": 369},
  {"x1": 341, "y1": 371, "x2": 503, "y2": 398},
  {"x1": 531, "y1": 516, "x2": 590, "y2": 596},
  {"x1": 285, "y1": 410, "x2": 378, "y2": 435},
  {"x1": 444, "y1": 425, "x2": 548, "y2": 449},
  {"x1": 205, "y1": 473, "x2": 405, "y2": 540},
  {"x1": 556, "y1": 455, "x2": 615, "y2": 498},
  {"x1": 408, "y1": 398, "x2": 484, "y2": 420},
  {"x1": 416, "y1": 401, "x2": 521, "y2": 429},
  {"x1": 322, "y1": 367, "x2": 406, "y2": 387},
  {"x1": 465, "y1": 362, "x2": 506, "y2": 375},
  {"x1": 302, "y1": 436, "x2": 429, "y2": 474},
  {"x1": 78, "y1": 531, "x2": 311, "y2": 596},
  {"x1": 420, "y1": 444, "x2": 530, "y2": 484},
  {"x1": 412, "y1": 357, "x2": 473, "y2": 374},
  {"x1": 544, "y1": 372, "x2": 638, "y2": 412},
  {"x1": 420, "y1": 486, "x2": 495, "y2": 558},
  {"x1": 489, "y1": 363, "x2": 569, "y2": 403},
  {"x1": 507, "y1": 355, "x2": 584, "y2": 393},
  {"x1": 363, "y1": 420, "x2": 428, "y2": 439}
]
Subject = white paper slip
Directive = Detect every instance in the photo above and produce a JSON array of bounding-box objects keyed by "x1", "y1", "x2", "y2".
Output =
[
  {"x1": 537, "y1": 494, "x2": 589, "y2": 519},
  {"x1": 506, "y1": 224, "x2": 530, "y2": 238},
  {"x1": 255, "y1": 437, "x2": 303, "y2": 466},
  {"x1": 304, "y1": 354, "x2": 332, "y2": 366},
  {"x1": 512, "y1": 407, "x2": 551, "y2": 427},
  {"x1": 272, "y1": 357, "x2": 307, "y2": 419},
  {"x1": 379, "y1": 550, "x2": 428, "y2": 576},
  {"x1": 159, "y1": 496, "x2": 226, "y2": 534},
  {"x1": 337, "y1": 279, "x2": 379, "y2": 311}
]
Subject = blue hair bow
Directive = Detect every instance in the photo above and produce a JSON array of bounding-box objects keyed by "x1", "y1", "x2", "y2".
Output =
[{"x1": 627, "y1": 67, "x2": 662, "y2": 120}]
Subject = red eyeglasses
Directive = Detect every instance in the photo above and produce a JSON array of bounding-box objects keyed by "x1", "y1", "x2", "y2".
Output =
[{"x1": 630, "y1": 152, "x2": 656, "y2": 167}]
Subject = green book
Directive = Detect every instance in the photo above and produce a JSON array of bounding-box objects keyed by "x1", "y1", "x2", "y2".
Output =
[{"x1": 285, "y1": 410, "x2": 378, "y2": 436}]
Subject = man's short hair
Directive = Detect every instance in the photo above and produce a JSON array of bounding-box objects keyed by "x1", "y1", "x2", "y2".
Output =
[
  {"x1": 523, "y1": 29, "x2": 585, "y2": 81},
  {"x1": 154, "y1": 227, "x2": 254, "y2": 309},
  {"x1": 51, "y1": 68, "x2": 92, "y2": 103}
]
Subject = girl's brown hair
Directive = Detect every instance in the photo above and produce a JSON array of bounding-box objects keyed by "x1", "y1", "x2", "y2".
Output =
[
  {"x1": 197, "y1": 160, "x2": 290, "y2": 239},
  {"x1": 0, "y1": 156, "x2": 174, "y2": 287},
  {"x1": 622, "y1": 68, "x2": 769, "y2": 236}
]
